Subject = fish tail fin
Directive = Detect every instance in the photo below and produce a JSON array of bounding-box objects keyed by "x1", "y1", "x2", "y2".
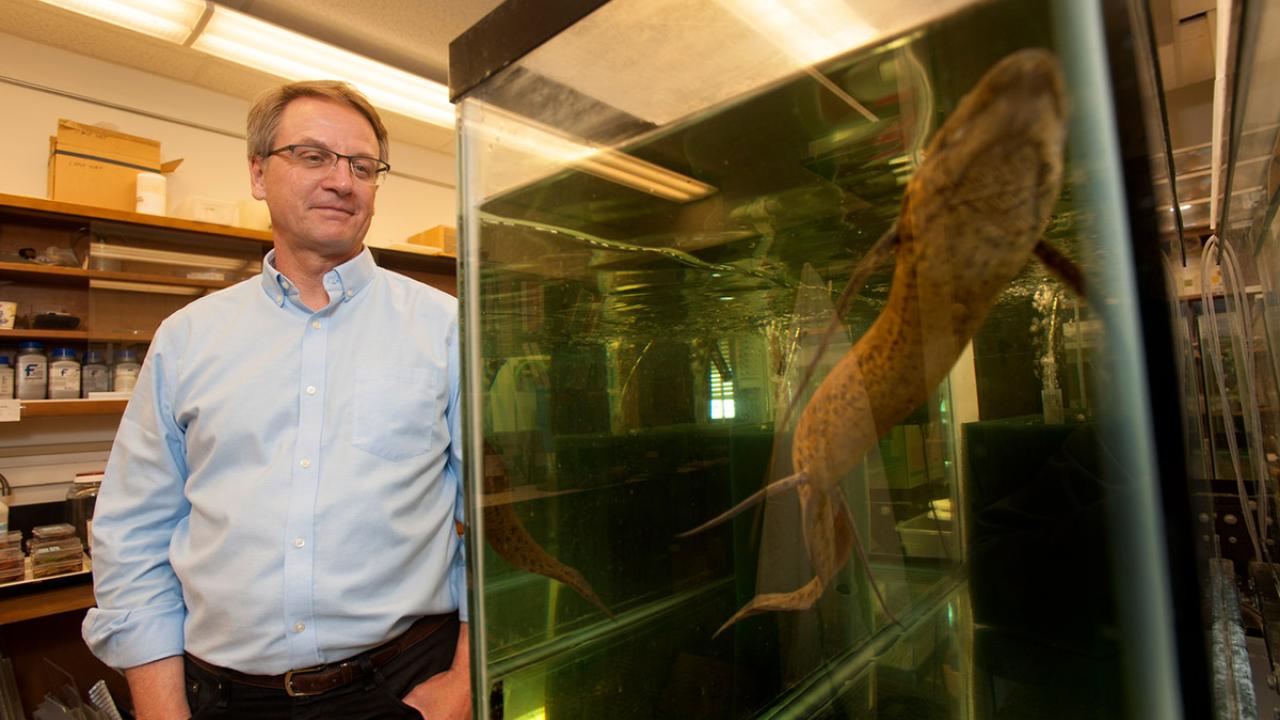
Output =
[
  {"x1": 712, "y1": 575, "x2": 825, "y2": 638},
  {"x1": 676, "y1": 471, "x2": 808, "y2": 539}
]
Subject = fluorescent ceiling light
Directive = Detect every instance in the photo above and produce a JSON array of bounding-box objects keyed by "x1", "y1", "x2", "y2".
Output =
[
  {"x1": 192, "y1": 5, "x2": 454, "y2": 128},
  {"x1": 35, "y1": 0, "x2": 455, "y2": 128},
  {"x1": 37, "y1": 0, "x2": 207, "y2": 44}
]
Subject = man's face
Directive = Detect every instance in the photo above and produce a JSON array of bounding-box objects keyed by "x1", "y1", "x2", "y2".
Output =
[{"x1": 250, "y1": 96, "x2": 379, "y2": 262}]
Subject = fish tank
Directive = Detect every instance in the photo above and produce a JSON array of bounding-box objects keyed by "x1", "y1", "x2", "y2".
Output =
[{"x1": 450, "y1": 0, "x2": 1212, "y2": 717}]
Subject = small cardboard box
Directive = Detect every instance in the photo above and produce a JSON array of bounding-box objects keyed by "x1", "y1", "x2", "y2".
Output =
[
  {"x1": 47, "y1": 119, "x2": 182, "y2": 212},
  {"x1": 406, "y1": 225, "x2": 457, "y2": 255}
]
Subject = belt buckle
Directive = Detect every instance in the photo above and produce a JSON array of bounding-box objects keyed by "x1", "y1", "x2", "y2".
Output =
[{"x1": 284, "y1": 665, "x2": 326, "y2": 698}]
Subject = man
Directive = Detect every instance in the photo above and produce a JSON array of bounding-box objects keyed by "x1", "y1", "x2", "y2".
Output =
[{"x1": 83, "y1": 80, "x2": 471, "y2": 720}]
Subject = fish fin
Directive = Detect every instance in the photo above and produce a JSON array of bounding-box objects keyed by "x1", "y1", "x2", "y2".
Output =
[
  {"x1": 677, "y1": 471, "x2": 808, "y2": 539},
  {"x1": 483, "y1": 443, "x2": 613, "y2": 618},
  {"x1": 835, "y1": 493, "x2": 900, "y2": 626},
  {"x1": 1033, "y1": 239, "x2": 1086, "y2": 298},
  {"x1": 485, "y1": 504, "x2": 614, "y2": 618},
  {"x1": 780, "y1": 221, "x2": 900, "y2": 429},
  {"x1": 713, "y1": 575, "x2": 826, "y2": 638}
]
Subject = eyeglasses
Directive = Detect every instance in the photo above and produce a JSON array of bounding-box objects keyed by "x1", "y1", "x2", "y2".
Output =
[{"x1": 267, "y1": 144, "x2": 391, "y2": 186}]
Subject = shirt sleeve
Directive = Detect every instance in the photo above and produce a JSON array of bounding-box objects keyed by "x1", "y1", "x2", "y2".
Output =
[
  {"x1": 445, "y1": 311, "x2": 469, "y2": 623},
  {"x1": 82, "y1": 320, "x2": 191, "y2": 669}
]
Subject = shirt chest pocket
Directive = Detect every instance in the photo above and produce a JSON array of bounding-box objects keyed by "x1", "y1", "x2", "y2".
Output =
[{"x1": 352, "y1": 366, "x2": 439, "y2": 461}]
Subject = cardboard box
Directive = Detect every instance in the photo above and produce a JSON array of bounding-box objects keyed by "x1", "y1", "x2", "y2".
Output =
[
  {"x1": 47, "y1": 119, "x2": 182, "y2": 212},
  {"x1": 405, "y1": 225, "x2": 457, "y2": 255}
]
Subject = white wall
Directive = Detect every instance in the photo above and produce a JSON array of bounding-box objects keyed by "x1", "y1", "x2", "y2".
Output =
[
  {"x1": 0, "y1": 31, "x2": 457, "y2": 247},
  {"x1": 0, "y1": 32, "x2": 459, "y2": 504}
]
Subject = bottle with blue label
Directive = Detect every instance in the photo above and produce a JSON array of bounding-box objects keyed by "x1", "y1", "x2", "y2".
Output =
[
  {"x1": 81, "y1": 351, "x2": 109, "y2": 398},
  {"x1": 16, "y1": 342, "x2": 47, "y2": 400},
  {"x1": 48, "y1": 347, "x2": 81, "y2": 399}
]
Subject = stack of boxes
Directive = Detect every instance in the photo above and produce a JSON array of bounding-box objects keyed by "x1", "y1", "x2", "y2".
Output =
[
  {"x1": 29, "y1": 523, "x2": 83, "y2": 579},
  {"x1": 47, "y1": 119, "x2": 181, "y2": 213},
  {"x1": 0, "y1": 532, "x2": 23, "y2": 583}
]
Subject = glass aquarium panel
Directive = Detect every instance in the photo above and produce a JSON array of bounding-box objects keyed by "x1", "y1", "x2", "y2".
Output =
[{"x1": 456, "y1": 0, "x2": 1202, "y2": 717}]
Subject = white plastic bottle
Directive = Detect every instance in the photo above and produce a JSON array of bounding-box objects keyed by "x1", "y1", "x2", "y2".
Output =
[
  {"x1": 0, "y1": 357, "x2": 12, "y2": 399},
  {"x1": 16, "y1": 342, "x2": 47, "y2": 400},
  {"x1": 81, "y1": 351, "x2": 109, "y2": 398},
  {"x1": 113, "y1": 348, "x2": 141, "y2": 392},
  {"x1": 48, "y1": 347, "x2": 81, "y2": 399}
]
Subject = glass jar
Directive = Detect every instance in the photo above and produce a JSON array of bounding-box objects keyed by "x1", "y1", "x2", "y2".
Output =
[{"x1": 67, "y1": 471, "x2": 103, "y2": 556}]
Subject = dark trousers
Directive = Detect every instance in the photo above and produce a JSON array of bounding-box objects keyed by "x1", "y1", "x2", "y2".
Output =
[{"x1": 184, "y1": 615, "x2": 460, "y2": 720}]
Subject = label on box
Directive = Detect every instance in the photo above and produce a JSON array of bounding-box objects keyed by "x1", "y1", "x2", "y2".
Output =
[{"x1": 0, "y1": 400, "x2": 18, "y2": 422}]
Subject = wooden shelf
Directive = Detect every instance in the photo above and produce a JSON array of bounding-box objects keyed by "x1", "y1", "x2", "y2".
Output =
[
  {"x1": 0, "y1": 262, "x2": 88, "y2": 285},
  {"x1": 89, "y1": 268, "x2": 236, "y2": 290},
  {"x1": 0, "y1": 329, "x2": 153, "y2": 343},
  {"x1": 0, "y1": 328, "x2": 88, "y2": 340},
  {"x1": 20, "y1": 399, "x2": 129, "y2": 416},
  {"x1": 0, "y1": 578, "x2": 94, "y2": 625},
  {"x1": 87, "y1": 330, "x2": 154, "y2": 343},
  {"x1": 0, "y1": 192, "x2": 273, "y2": 245},
  {"x1": 0, "y1": 262, "x2": 237, "y2": 290}
]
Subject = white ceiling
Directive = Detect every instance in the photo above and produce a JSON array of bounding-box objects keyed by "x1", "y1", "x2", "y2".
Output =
[{"x1": 0, "y1": 0, "x2": 506, "y2": 154}]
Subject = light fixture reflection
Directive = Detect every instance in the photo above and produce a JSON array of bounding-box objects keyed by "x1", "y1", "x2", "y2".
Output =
[{"x1": 472, "y1": 102, "x2": 717, "y2": 203}]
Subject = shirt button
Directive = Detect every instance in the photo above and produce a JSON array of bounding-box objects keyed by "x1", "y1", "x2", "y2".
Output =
[
  {"x1": 300, "y1": 458, "x2": 311, "y2": 469},
  {"x1": 293, "y1": 621, "x2": 305, "y2": 633},
  {"x1": 306, "y1": 386, "x2": 317, "y2": 395},
  {"x1": 344, "y1": 290, "x2": 353, "y2": 298},
  {"x1": 293, "y1": 537, "x2": 305, "y2": 548},
  {"x1": 311, "y1": 321, "x2": 321, "y2": 329}
]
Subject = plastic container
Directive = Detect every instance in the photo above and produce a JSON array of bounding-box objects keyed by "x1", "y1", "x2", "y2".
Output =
[
  {"x1": 68, "y1": 471, "x2": 102, "y2": 555},
  {"x1": 16, "y1": 342, "x2": 47, "y2": 400},
  {"x1": 48, "y1": 347, "x2": 81, "y2": 399},
  {"x1": 0, "y1": 356, "x2": 12, "y2": 399},
  {"x1": 113, "y1": 349, "x2": 141, "y2": 392},
  {"x1": 81, "y1": 351, "x2": 109, "y2": 397}
]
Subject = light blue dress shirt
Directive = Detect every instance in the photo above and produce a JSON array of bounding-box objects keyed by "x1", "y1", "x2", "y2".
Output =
[{"x1": 83, "y1": 248, "x2": 466, "y2": 675}]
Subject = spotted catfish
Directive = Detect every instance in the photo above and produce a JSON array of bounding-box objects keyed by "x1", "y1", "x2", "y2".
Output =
[{"x1": 681, "y1": 49, "x2": 1079, "y2": 636}]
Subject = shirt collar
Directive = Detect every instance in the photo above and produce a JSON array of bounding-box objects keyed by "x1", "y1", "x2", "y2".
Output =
[{"x1": 260, "y1": 247, "x2": 377, "y2": 308}]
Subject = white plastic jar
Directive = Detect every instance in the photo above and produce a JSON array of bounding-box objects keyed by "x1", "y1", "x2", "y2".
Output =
[
  {"x1": 113, "y1": 348, "x2": 141, "y2": 392},
  {"x1": 48, "y1": 347, "x2": 81, "y2": 399},
  {"x1": 0, "y1": 356, "x2": 12, "y2": 399},
  {"x1": 16, "y1": 342, "x2": 47, "y2": 400},
  {"x1": 81, "y1": 350, "x2": 109, "y2": 397}
]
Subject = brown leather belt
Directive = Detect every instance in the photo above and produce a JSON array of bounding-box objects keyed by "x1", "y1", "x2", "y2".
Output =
[{"x1": 186, "y1": 613, "x2": 452, "y2": 697}]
